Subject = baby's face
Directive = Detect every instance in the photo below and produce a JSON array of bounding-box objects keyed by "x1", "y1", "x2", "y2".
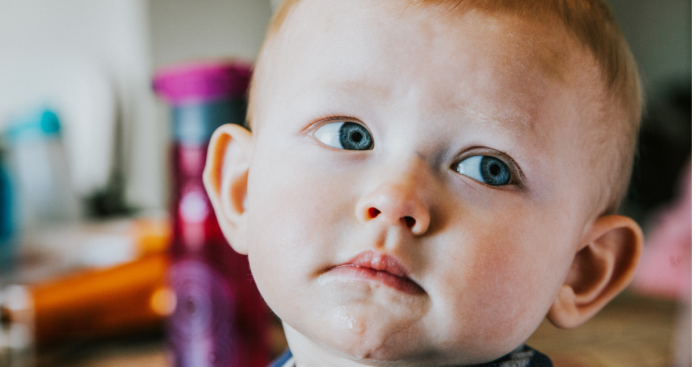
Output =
[{"x1": 246, "y1": 0, "x2": 604, "y2": 365}]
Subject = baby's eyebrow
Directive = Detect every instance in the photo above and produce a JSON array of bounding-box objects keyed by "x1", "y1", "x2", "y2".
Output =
[
  {"x1": 301, "y1": 79, "x2": 538, "y2": 139},
  {"x1": 330, "y1": 78, "x2": 393, "y2": 100},
  {"x1": 288, "y1": 78, "x2": 392, "y2": 110},
  {"x1": 456, "y1": 104, "x2": 535, "y2": 138}
]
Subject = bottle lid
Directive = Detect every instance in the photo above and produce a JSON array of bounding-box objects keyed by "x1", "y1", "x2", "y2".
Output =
[
  {"x1": 153, "y1": 60, "x2": 252, "y2": 105},
  {"x1": 5, "y1": 108, "x2": 61, "y2": 143}
]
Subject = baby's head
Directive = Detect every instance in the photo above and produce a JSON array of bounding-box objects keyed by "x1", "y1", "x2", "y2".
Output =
[{"x1": 205, "y1": 0, "x2": 643, "y2": 365}]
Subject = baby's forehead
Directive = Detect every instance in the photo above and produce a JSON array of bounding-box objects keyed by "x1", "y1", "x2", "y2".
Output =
[
  {"x1": 263, "y1": 3, "x2": 604, "y2": 122},
  {"x1": 277, "y1": 0, "x2": 586, "y2": 82},
  {"x1": 264, "y1": 0, "x2": 600, "y2": 122}
]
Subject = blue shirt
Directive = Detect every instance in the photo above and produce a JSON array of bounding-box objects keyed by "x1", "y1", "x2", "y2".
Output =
[{"x1": 269, "y1": 345, "x2": 553, "y2": 367}]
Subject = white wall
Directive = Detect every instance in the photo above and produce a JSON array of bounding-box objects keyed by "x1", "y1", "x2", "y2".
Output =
[
  {"x1": 148, "y1": 0, "x2": 272, "y2": 67},
  {"x1": 0, "y1": 0, "x2": 156, "y2": 208}
]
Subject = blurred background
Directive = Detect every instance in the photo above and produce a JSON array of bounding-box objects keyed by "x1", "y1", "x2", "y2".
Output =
[{"x1": 0, "y1": 0, "x2": 690, "y2": 366}]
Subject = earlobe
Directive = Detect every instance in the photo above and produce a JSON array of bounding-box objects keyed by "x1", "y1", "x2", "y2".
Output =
[
  {"x1": 203, "y1": 124, "x2": 253, "y2": 254},
  {"x1": 547, "y1": 215, "x2": 643, "y2": 329}
]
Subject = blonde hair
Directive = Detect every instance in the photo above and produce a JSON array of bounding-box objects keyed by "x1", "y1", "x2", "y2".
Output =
[{"x1": 248, "y1": 0, "x2": 642, "y2": 213}]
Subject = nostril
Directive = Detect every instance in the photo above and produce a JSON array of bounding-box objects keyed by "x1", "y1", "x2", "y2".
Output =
[
  {"x1": 368, "y1": 207, "x2": 381, "y2": 219},
  {"x1": 403, "y1": 216, "x2": 416, "y2": 228}
]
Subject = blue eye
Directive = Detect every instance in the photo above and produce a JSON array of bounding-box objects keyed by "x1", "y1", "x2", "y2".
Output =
[
  {"x1": 455, "y1": 156, "x2": 511, "y2": 186},
  {"x1": 314, "y1": 122, "x2": 373, "y2": 150}
]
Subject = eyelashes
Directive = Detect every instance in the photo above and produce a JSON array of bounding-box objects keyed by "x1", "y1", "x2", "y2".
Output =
[
  {"x1": 313, "y1": 121, "x2": 374, "y2": 150},
  {"x1": 454, "y1": 155, "x2": 511, "y2": 186}
]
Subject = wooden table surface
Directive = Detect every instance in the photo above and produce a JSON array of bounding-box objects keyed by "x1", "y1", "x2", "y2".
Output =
[
  {"x1": 527, "y1": 291, "x2": 684, "y2": 367},
  {"x1": 34, "y1": 291, "x2": 682, "y2": 367}
]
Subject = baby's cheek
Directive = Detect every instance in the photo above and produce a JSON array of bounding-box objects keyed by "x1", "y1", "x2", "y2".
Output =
[
  {"x1": 244, "y1": 159, "x2": 354, "y2": 312},
  {"x1": 439, "y1": 209, "x2": 563, "y2": 351}
]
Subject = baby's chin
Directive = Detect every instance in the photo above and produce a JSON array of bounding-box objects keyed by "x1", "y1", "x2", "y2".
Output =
[
  {"x1": 321, "y1": 307, "x2": 423, "y2": 360},
  {"x1": 283, "y1": 298, "x2": 533, "y2": 367},
  {"x1": 289, "y1": 316, "x2": 506, "y2": 367},
  {"x1": 283, "y1": 293, "x2": 433, "y2": 363},
  {"x1": 290, "y1": 313, "x2": 431, "y2": 364},
  {"x1": 283, "y1": 303, "x2": 498, "y2": 365}
]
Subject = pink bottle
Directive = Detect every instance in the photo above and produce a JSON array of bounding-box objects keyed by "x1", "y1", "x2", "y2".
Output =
[{"x1": 154, "y1": 61, "x2": 268, "y2": 367}]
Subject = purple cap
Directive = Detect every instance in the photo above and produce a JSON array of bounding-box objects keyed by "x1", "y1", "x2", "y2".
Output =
[{"x1": 153, "y1": 60, "x2": 252, "y2": 105}]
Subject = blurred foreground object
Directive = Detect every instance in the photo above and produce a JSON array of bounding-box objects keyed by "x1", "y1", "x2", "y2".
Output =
[
  {"x1": 4, "y1": 108, "x2": 80, "y2": 230},
  {"x1": 631, "y1": 159, "x2": 691, "y2": 367},
  {"x1": 0, "y1": 108, "x2": 80, "y2": 271},
  {"x1": 10, "y1": 217, "x2": 170, "y2": 285},
  {"x1": 0, "y1": 254, "x2": 171, "y2": 367},
  {"x1": 0, "y1": 143, "x2": 14, "y2": 268},
  {"x1": 154, "y1": 60, "x2": 268, "y2": 367},
  {"x1": 0, "y1": 216, "x2": 171, "y2": 367}
]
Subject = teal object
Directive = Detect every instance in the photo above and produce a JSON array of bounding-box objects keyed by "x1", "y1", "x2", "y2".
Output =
[
  {"x1": 0, "y1": 107, "x2": 63, "y2": 268},
  {"x1": 6, "y1": 108, "x2": 62, "y2": 143},
  {"x1": 0, "y1": 146, "x2": 14, "y2": 268}
]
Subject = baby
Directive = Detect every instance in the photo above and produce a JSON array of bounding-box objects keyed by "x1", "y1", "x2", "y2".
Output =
[{"x1": 204, "y1": 0, "x2": 644, "y2": 366}]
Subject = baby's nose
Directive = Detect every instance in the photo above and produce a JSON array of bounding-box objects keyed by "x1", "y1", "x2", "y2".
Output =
[{"x1": 355, "y1": 183, "x2": 430, "y2": 236}]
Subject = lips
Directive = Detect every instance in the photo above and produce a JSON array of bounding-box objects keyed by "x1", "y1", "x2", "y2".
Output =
[{"x1": 328, "y1": 250, "x2": 424, "y2": 295}]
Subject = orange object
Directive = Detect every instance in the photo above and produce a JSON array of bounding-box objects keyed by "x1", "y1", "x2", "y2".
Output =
[
  {"x1": 133, "y1": 217, "x2": 172, "y2": 258},
  {"x1": 3, "y1": 254, "x2": 172, "y2": 347}
]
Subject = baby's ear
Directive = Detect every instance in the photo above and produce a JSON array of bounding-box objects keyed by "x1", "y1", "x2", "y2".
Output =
[
  {"x1": 547, "y1": 215, "x2": 642, "y2": 329},
  {"x1": 203, "y1": 124, "x2": 253, "y2": 255}
]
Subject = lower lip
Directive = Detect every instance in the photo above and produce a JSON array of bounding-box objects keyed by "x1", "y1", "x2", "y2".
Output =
[{"x1": 328, "y1": 265, "x2": 424, "y2": 295}]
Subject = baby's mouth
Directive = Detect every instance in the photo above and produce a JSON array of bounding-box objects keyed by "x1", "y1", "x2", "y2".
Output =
[{"x1": 328, "y1": 250, "x2": 425, "y2": 295}]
